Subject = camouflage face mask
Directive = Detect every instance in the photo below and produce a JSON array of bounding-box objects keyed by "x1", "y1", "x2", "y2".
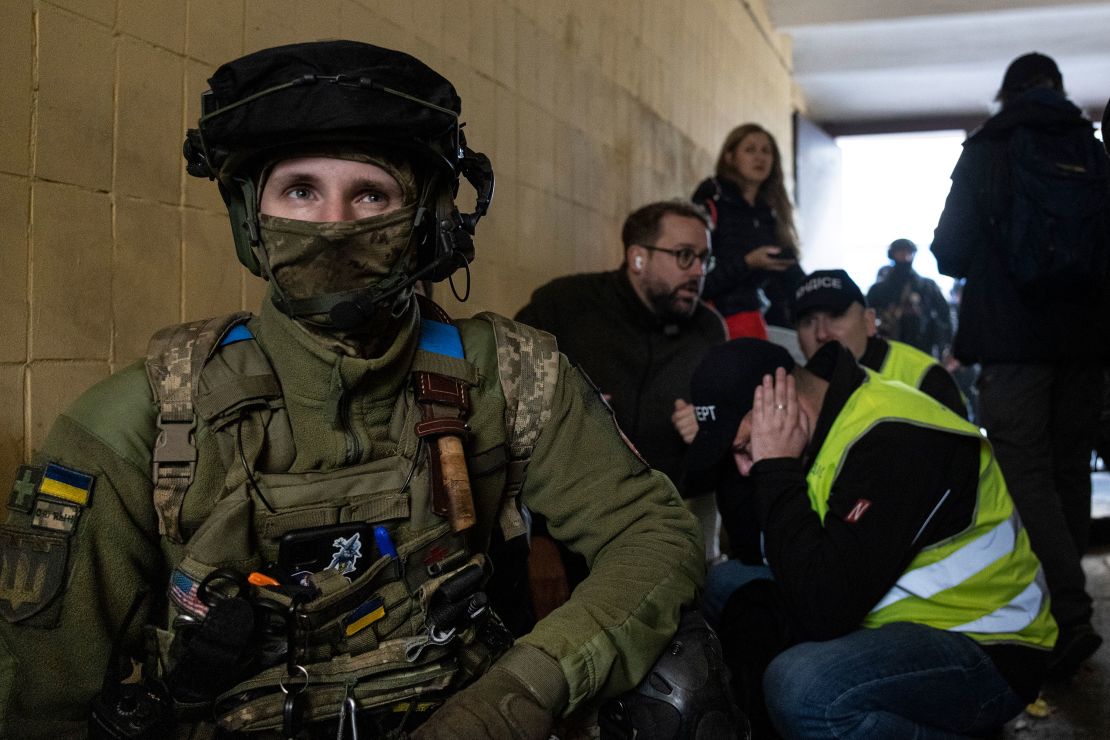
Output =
[{"x1": 259, "y1": 205, "x2": 419, "y2": 302}]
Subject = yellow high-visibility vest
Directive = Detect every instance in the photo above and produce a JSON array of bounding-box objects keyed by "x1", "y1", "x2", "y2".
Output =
[
  {"x1": 805, "y1": 372, "x2": 1056, "y2": 649},
  {"x1": 876, "y1": 338, "x2": 939, "y2": 390}
]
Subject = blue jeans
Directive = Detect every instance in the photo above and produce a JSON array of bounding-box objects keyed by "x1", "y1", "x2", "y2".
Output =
[
  {"x1": 701, "y1": 560, "x2": 772, "y2": 626},
  {"x1": 763, "y1": 622, "x2": 1026, "y2": 739}
]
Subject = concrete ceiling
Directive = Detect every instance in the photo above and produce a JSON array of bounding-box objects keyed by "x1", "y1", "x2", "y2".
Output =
[{"x1": 769, "y1": 0, "x2": 1110, "y2": 131}]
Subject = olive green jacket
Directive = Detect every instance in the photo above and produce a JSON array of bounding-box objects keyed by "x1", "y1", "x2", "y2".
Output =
[{"x1": 0, "y1": 298, "x2": 703, "y2": 738}]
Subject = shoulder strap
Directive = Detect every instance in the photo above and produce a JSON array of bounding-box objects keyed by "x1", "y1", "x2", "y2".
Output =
[
  {"x1": 413, "y1": 295, "x2": 476, "y2": 532},
  {"x1": 145, "y1": 312, "x2": 252, "y2": 543},
  {"x1": 473, "y1": 312, "x2": 559, "y2": 540}
]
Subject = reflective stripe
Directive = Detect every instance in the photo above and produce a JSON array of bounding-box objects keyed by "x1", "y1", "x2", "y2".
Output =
[
  {"x1": 870, "y1": 511, "x2": 1019, "y2": 613},
  {"x1": 951, "y1": 576, "x2": 1044, "y2": 635}
]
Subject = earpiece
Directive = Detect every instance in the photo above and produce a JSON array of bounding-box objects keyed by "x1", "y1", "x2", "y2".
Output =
[{"x1": 635, "y1": 256, "x2": 644, "y2": 271}]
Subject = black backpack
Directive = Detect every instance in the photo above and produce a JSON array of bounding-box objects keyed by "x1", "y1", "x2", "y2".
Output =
[{"x1": 992, "y1": 122, "x2": 1110, "y2": 302}]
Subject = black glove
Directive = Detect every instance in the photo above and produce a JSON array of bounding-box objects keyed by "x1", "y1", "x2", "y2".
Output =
[{"x1": 413, "y1": 644, "x2": 567, "y2": 740}]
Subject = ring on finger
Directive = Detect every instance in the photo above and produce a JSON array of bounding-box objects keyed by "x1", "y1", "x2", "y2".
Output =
[{"x1": 775, "y1": 403, "x2": 786, "y2": 411}]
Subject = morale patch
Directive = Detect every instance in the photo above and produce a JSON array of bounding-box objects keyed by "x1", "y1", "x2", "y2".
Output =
[
  {"x1": 169, "y1": 568, "x2": 209, "y2": 618},
  {"x1": 327, "y1": 532, "x2": 364, "y2": 578},
  {"x1": 0, "y1": 527, "x2": 69, "y2": 622},
  {"x1": 8, "y1": 465, "x2": 43, "y2": 514},
  {"x1": 844, "y1": 499, "x2": 872, "y2": 524},
  {"x1": 31, "y1": 498, "x2": 80, "y2": 533},
  {"x1": 37, "y1": 463, "x2": 95, "y2": 507},
  {"x1": 343, "y1": 595, "x2": 385, "y2": 637}
]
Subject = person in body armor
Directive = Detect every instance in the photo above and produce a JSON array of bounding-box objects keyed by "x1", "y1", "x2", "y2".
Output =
[
  {"x1": 865, "y1": 238, "x2": 953, "y2": 359},
  {"x1": 0, "y1": 41, "x2": 707, "y2": 739},
  {"x1": 793, "y1": 269, "x2": 967, "y2": 417},
  {"x1": 687, "y1": 339, "x2": 1056, "y2": 738}
]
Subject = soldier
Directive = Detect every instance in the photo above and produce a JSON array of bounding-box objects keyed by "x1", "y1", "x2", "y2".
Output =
[{"x1": 0, "y1": 41, "x2": 705, "y2": 739}]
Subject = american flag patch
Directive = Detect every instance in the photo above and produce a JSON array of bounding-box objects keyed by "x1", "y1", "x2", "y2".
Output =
[{"x1": 169, "y1": 569, "x2": 209, "y2": 618}]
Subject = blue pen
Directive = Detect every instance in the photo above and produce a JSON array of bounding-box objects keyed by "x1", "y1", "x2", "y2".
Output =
[
  {"x1": 374, "y1": 525, "x2": 400, "y2": 577},
  {"x1": 374, "y1": 525, "x2": 398, "y2": 559}
]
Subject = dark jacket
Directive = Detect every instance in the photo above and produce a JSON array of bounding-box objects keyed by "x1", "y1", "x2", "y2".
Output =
[
  {"x1": 932, "y1": 89, "x2": 1108, "y2": 363},
  {"x1": 750, "y1": 344, "x2": 1046, "y2": 701},
  {"x1": 692, "y1": 177, "x2": 804, "y2": 326},
  {"x1": 866, "y1": 265, "x2": 953, "y2": 357},
  {"x1": 516, "y1": 270, "x2": 725, "y2": 493}
]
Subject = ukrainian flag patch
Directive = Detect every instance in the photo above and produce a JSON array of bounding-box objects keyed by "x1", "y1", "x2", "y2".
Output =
[
  {"x1": 343, "y1": 595, "x2": 385, "y2": 637},
  {"x1": 37, "y1": 463, "x2": 95, "y2": 507}
]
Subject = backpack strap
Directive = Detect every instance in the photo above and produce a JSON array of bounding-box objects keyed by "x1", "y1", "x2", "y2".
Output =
[
  {"x1": 145, "y1": 312, "x2": 252, "y2": 543},
  {"x1": 473, "y1": 312, "x2": 559, "y2": 541}
]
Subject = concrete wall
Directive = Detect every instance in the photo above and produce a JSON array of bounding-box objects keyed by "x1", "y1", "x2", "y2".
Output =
[{"x1": 0, "y1": 0, "x2": 793, "y2": 501}]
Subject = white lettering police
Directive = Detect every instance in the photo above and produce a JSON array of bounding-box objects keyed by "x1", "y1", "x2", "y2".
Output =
[
  {"x1": 695, "y1": 405, "x2": 716, "y2": 422},
  {"x1": 796, "y1": 275, "x2": 842, "y2": 299}
]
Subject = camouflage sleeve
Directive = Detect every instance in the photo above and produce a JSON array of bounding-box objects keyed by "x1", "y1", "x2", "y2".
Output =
[
  {"x1": 0, "y1": 362, "x2": 164, "y2": 738},
  {"x1": 517, "y1": 355, "x2": 705, "y2": 713}
]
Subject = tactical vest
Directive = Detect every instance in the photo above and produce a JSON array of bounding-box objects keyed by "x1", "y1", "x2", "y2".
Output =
[
  {"x1": 875, "y1": 338, "x2": 940, "y2": 391},
  {"x1": 142, "y1": 298, "x2": 559, "y2": 734},
  {"x1": 805, "y1": 372, "x2": 1056, "y2": 650}
]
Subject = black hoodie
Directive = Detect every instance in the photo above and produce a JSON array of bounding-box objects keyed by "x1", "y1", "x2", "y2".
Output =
[{"x1": 931, "y1": 89, "x2": 1109, "y2": 363}]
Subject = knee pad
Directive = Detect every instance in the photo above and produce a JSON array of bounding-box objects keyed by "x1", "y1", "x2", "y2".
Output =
[{"x1": 598, "y1": 611, "x2": 750, "y2": 740}]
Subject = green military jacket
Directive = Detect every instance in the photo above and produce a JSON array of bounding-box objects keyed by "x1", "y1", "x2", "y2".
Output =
[{"x1": 0, "y1": 297, "x2": 703, "y2": 738}]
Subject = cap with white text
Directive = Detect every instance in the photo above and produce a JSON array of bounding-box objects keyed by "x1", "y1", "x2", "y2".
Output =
[
  {"x1": 792, "y1": 269, "x2": 866, "y2": 321},
  {"x1": 685, "y1": 339, "x2": 795, "y2": 474}
]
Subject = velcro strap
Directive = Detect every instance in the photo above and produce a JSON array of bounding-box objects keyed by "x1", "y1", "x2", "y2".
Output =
[
  {"x1": 195, "y1": 374, "x2": 282, "y2": 422},
  {"x1": 414, "y1": 418, "x2": 469, "y2": 438}
]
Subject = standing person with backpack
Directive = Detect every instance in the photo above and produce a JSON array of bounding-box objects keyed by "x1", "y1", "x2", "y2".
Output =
[{"x1": 932, "y1": 52, "x2": 1109, "y2": 679}]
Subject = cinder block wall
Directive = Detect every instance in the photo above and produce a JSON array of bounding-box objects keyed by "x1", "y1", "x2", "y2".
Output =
[{"x1": 0, "y1": 0, "x2": 793, "y2": 500}]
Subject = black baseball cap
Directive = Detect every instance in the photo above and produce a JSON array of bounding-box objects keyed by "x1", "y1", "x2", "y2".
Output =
[
  {"x1": 686, "y1": 339, "x2": 795, "y2": 474},
  {"x1": 999, "y1": 52, "x2": 1062, "y2": 96},
  {"x1": 792, "y1": 269, "x2": 866, "y2": 321}
]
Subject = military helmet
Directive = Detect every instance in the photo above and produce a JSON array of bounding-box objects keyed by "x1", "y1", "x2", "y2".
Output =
[{"x1": 183, "y1": 40, "x2": 494, "y2": 314}]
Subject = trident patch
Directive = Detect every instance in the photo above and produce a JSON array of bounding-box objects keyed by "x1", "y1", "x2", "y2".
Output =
[{"x1": 0, "y1": 528, "x2": 69, "y2": 623}]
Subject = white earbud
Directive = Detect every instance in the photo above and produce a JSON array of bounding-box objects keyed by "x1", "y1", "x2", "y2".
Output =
[{"x1": 634, "y1": 256, "x2": 644, "y2": 270}]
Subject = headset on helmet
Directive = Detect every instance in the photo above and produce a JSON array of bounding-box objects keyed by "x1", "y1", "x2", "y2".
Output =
[{"x1": 182, "y1": 40, "x2": 494, "y2": 324}]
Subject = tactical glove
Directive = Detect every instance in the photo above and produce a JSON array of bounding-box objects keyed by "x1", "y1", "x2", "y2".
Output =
[{"x1": 412, "y1": 643, "x2": 568, "y2": 740}]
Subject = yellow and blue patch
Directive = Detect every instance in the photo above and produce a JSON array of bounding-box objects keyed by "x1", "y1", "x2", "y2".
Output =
[
  {"x1": 343, "y1": 595, "x2": 385, "y2": 637},
  {"x1": 37, "y1": 463, "x2": 95, "y2": 507}
]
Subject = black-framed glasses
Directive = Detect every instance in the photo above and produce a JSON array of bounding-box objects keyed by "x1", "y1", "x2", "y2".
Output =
[{"x1": 641, "y1": 245, "x2": 715, "y2": 272}]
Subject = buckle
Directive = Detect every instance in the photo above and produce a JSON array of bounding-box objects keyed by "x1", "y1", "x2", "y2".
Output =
[{"x1": 152, "y1": 414, "x2": 197, "y2": 479}]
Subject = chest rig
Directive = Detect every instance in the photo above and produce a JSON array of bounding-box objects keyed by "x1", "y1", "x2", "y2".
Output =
[{"x1": 140, "y1": 298, "x2": 558, "y2": 736}]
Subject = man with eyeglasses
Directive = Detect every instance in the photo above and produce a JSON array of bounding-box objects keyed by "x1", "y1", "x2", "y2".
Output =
[
  {"x1": 516, "y1": 202, "x2": 726, "y2": 601},
  {"x1": 517, "y1": 200, "x2": 724, "y2": 494}
]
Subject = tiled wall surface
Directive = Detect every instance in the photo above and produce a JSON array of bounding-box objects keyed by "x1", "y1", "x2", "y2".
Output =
[{"x1": 0, "y1": 0, "x2": 793, "y2": 500}]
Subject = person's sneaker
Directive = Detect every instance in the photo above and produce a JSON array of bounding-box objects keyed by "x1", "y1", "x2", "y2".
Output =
[{"x1": 1046, "y1": 622, "x2": 1103, "y2": 679}]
